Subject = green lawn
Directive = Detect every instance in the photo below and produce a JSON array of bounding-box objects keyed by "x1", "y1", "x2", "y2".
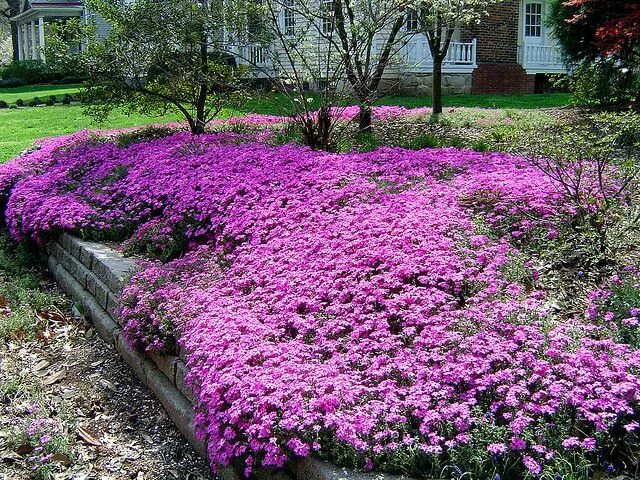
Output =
[
  {"x1": 377, "y1": 92, "x2": 573, "y2": 109},
  {"x1": 0, "y1": 86, "x2": 574, "y2": 162},
  {"x1": 244, "y1": 92, "x2": 574, "y2": 115},
  {"x1": 0, "y1": 106, "x2": 183, "y2": 162},
  {"x1": 0, "y1": 84, "x2": 83, "y2": 104}
]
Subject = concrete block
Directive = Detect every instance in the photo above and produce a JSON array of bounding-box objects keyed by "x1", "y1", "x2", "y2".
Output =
[
  {"x1": 79, "y1": 246, "x2": 94, "y2": 270},
  {"x1": 143, "y1": 360, "x2": 207, "y2": 458},
  {"x1": 114, "y1": 331, "x2": 147, "y2": 383},
  {"x1": 291, "y1": 457, "x2": 411, "y2": 480},
  {"x1": 175, "y1": 359, "x2": 196, "y2": 404},
  {"x1": 85, "y1": 272, "x2": 97, "y2": 296},
  {"x1": 59, "y1": 232, "x2": 81, "y2": 259},
  {"x1": 106, "y1": 293, "x2": 121, "y2": 322},
  {"x1": 70, "y1": 237, "x2": 137, "y2": 294},
  {"x1": 148, "y1": 351, "x2": 177, "y2": 383}
]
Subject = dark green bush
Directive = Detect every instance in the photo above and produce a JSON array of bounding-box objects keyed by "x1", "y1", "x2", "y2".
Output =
[
  {"x1": 403, "y1": 134, "x2": 441, "y2": 150},
  {"x1": 15, "y1": 99, "x2": 24, "y2": 107},
  {"x1": 0, "y1": 100, "x2": 8, "y2": 109},
  {"x1": 571, "y1": 60, "x2": 639, "y2": 108},
  {"x1": 62, "y1": 94, "x2": 73, "y2": 105},
  {"x1": 28, "y1": 97, "x2": 43, "y2": 107},
  {"x1": 115, "y1": 126, "x2": 177, "y2": 148},
  {"x1": 0, "y1": 60, "x2": 85, "y2": 87}
]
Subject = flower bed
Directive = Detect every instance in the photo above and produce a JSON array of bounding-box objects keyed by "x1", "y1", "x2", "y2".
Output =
[{"x1": 1, "y1": 120, "x2": 640, "y2": 479}]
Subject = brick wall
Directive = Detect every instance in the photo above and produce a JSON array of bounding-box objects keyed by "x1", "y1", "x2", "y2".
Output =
[
  {"x1": 464, "y1": 0, "x2": 520, "y2": 63},
  {"x1": 463, "y1": 0, "x2": 537, "y2": 94},
  {"x1": 471, "y1": 63, "x2": 535, "y2": 94}
]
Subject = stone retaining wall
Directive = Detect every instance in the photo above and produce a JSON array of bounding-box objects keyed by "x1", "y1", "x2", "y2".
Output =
[{"x1": 45, "y1": 233, "x2": 409, "y2": 480}]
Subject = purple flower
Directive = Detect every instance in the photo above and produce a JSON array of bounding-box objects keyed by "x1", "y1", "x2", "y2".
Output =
[
  {"x1": 522, "y1": 456, "x2": 542, "y2": 475},
  {"x1": 487, "y1": 443, "x2": 508, "y2": 456}
]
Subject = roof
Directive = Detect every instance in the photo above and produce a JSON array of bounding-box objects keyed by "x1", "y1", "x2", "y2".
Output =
[
  {"x1": 12, "y1": 0, "x2": 83, "y2": 21},
  {"x1": 21, "y1": 0, "x2": 83, "y2": 13}
]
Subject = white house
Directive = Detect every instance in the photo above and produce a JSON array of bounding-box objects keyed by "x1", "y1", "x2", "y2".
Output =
[{"x1": 11, "y1": 0, "x2": 568, "y2": 94}]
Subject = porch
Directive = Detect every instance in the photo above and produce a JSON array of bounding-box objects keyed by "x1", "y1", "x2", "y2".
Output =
[
  {"x1": 11, "y1": 1, "x2": 84, "y2": 62},
  {"x1": 519, "y1": 43, "x2": 566, "y2": 74},
  {"x1": 401, "y1": 39, "x2": 478, "y2": 73}
]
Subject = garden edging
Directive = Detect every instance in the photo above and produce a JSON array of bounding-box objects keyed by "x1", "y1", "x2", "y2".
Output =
[{"x1": 44, "y1": 233, "x2": 410, "y2": 480}]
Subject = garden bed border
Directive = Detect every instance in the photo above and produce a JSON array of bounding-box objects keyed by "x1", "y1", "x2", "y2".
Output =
[{"x1": 44, "y1": 233, "x2": 409, "y2": 480}]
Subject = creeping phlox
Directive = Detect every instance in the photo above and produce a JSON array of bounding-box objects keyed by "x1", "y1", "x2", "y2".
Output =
[{"x1": 1, "y1": 116, "x2": 639, "y2": 478}]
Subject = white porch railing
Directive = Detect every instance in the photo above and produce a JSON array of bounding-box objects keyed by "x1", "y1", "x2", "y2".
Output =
[
  {"x1": 402, "y1": 38, "x2": 477, "y2": 73},
  {"x1": 520, "y1": 44, "x2": 567, "y2": 73},
  {"x1": 233, "y1": 43, "x2": 271, "y2": 70}
]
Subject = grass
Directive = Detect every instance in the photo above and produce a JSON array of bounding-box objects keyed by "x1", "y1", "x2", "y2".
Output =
[
  {"x1": 0, "y1": 106, "x2": 184, "y2": 162},
  {"x1": 377, "y1": 92, "x2": 573, "y2": 109},
  {"x1": 242, "y1": 92, "x2": 574, "y2": 115},
  {"x1": 0, "y1": 84, "x2": 83, "y2": 104},
  {"x1": 0, "y1": 83, "x2": 574, "y2": 162},
  {"x1": 0, "y1": 232, "x2": 67, "y2": 340}
]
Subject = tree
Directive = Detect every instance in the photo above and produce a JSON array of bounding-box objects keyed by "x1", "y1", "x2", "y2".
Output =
[
  {"x1": 227, "y1": 0, "x2": 407, "y2": 143},
  {"x1": 0, "y1": 0, "x2": 20, "y2": 62},
  {"x1": 549, "y1": 0, "x2": 640, "y2": 105},
  {"x1": 49, "y1": 0, "x2": 247, "y2": 134},
  {"x1": 328, "y1": 0, "x2": 408, "y2": 131},
  {"x1": 413, "y1": 0, "x2": 502, "y2": 115},
  {"x1": 228, "y1": 0, "x2": 354, "y2": 150},
  {"x1": 563, "y1": 0, "x2": 640, "y2": 59}
]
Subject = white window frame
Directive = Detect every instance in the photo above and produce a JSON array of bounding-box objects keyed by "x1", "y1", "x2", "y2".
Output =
[
  {"x1": 405, "y1": 9, "x2": 419, "y2": 32},
  {"x1": 282, "y1": 0, "x2": 295, "y2": 37},
  {"x1": 524, "y1": 2, "x2": 543, "y2": 38},
  {"x1": 321, "y1": 0, "x2": 334, "y2": 34}
]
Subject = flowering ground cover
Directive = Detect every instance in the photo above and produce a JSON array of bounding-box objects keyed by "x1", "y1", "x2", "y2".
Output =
[{"x1": 1, "y1": 111, "x2": 640, "y2": 480}]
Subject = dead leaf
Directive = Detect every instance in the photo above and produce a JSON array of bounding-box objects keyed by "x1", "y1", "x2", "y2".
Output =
[
  {"x1": 77, "y1": 426, "x2": 102, "y2": 446},
  {"x1": 43, "y1": 369, "x2": 67, "y2": 385},
  {"x1": 61, "y1": 388, "x2": 77, "y2": 399},
  {"x1": 51, "y1": 452, "x2": 71, "y2": 466},
  {"x1": 2, "y1": 452, "x2": 21, "y2": 464},
  {"x1": 141, "y1": 433, "x2": 153, "y2": 444},
  {"x1": 99, "y1": 379, "x2": 117, "y2": 392},
  {"x1": 16, "y1": 443, "x2": 34, "y2": 456},
  {"x1": 136, "y1": 472, "x2": 144, "y2": 480},
  {"x1": 33, "y1": 359, "x2": 50, "y2": 374}
]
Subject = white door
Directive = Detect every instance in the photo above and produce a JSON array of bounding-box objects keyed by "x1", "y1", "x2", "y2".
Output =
[{"x1": 523, "y1": 1, "x2": 544, "y2": 46}]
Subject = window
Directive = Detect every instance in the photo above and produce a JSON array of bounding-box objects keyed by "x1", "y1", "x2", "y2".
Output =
[
  {"x1": 283, "y1": 0, "x2": 295, "y2": 36},
  {"x1": 524, "y1": 2, "x2": 542, "y2": 37},
  {"x1": 406, "y1": 9, "x2": 419, "y2": 32},
  {"x1": 248, "y1": 0, "x2": 264, "y2": 41},
  {"x1": 321, "y1": 0, "x2": 334, "y2": 34}
]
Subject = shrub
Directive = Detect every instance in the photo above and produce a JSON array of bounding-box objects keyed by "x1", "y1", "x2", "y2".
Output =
[
  {"x1": 15, "y1": 99, "x2": 24, "y2": 107},
  {"x1": 62, "y1": 94, "x2": 73, "y2": 105},
  {"x1": 570, "y1": 59, "x2": 639, "y2": 108},
  {"x1": 403, "y1": 133, "x2": 441, "y2": 150},
  {"x1": 0, "y1": 60, "x2": 83, "y2": 87},
  {"x1": 115, "y1": 126, "x2": 178, "y2": 148},
  {"x1": 0, "y1": 100, "x2": 8, "y2": 109},
  {"x1": 28, "y1": 97, "x2": 43, "y2": 107}
]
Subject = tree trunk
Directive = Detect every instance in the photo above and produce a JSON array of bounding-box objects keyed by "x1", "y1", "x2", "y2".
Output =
[
  {"x1": 358, "y1": 104, "x2": 372, "y2": 133},
  {"x1": 317, "y1": 105, "x2": 332, "y2": 150},
  {"x1": 432, "y1": 56, "x2": 443, "y2": 116},
  {"x1": 10, "y1": 22, "x2": 19, "y2": 61}
]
